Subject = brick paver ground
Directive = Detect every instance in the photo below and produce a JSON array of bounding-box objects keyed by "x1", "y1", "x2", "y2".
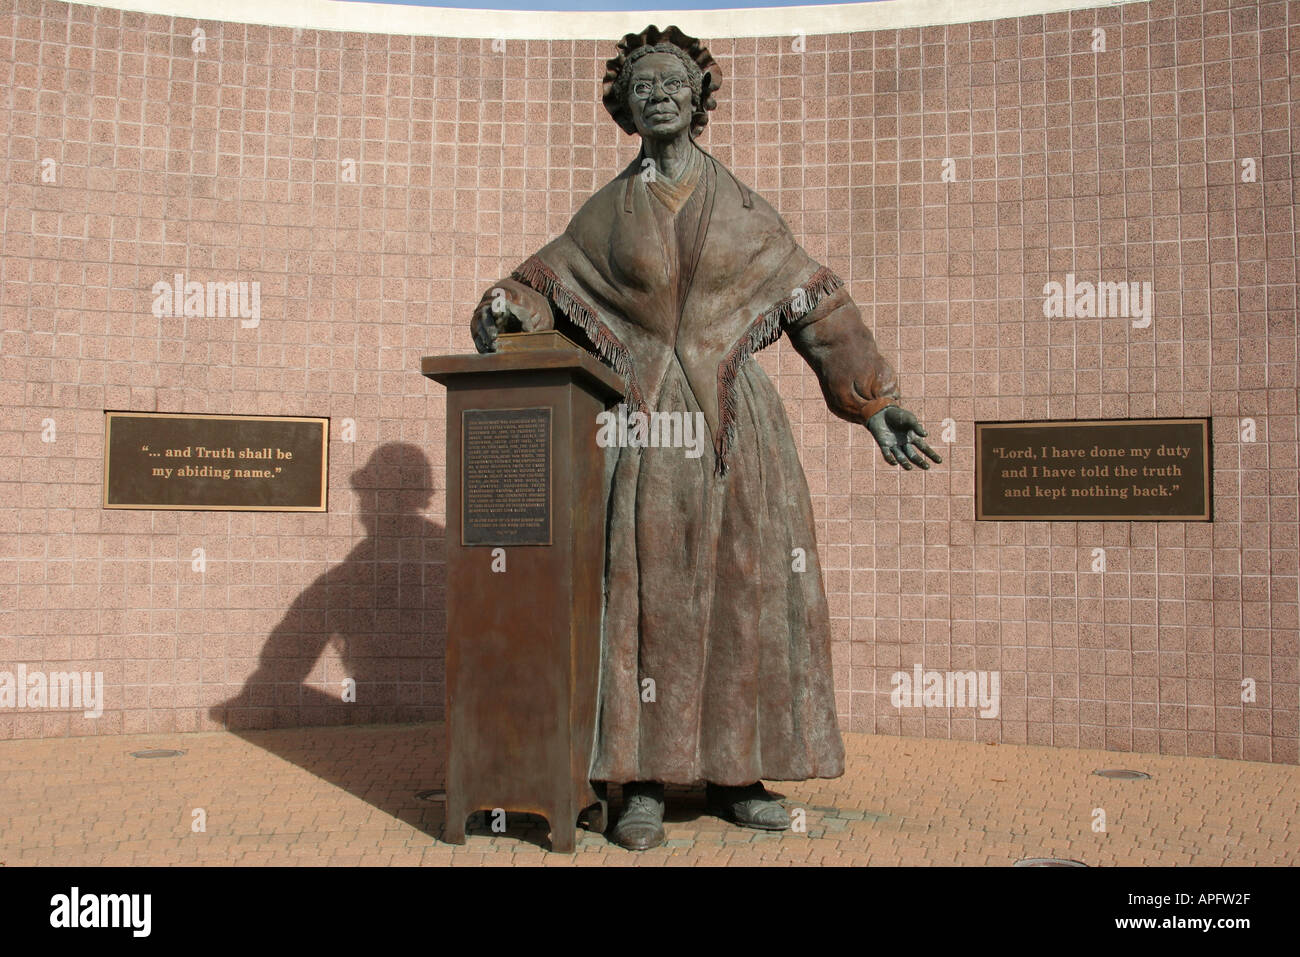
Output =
[{"x1": 1, "y1": 724, "x2": 1294, "y2": 866}]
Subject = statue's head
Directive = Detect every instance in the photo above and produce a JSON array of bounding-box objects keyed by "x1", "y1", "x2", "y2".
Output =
[{"x1": 603, "y1": 25, "x2": 719, "y2": 141}]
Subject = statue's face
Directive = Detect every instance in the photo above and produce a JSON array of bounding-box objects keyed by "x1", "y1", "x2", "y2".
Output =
[{"x1": 626, "y1": 52, "x2": 694, "y2": 142}]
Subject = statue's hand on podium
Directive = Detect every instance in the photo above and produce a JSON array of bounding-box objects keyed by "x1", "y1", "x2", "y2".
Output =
[{"x1": 471, "y1": 281, "x2": 554, "y2": 353}]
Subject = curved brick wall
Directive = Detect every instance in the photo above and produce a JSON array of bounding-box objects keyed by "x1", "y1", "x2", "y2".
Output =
[{"x1": 0, "y1": 0, "x2": 1296, "y2": 763}]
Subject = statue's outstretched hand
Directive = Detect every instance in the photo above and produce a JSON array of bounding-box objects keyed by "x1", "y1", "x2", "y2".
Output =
[{"x1": 866, "y1": 405, "x2": 942, "y2": 470}]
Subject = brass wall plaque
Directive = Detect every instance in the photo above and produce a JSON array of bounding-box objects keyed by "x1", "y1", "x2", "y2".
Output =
[
  {"x1": 104, "y1": 412, "x2": 329, "y2": 511},
  {"x1": 462, "y1": 407, "x2": 552, "y2": 546},
  {"x1": 976, "y1": 418, "x2": 1211, "y2": 521}
]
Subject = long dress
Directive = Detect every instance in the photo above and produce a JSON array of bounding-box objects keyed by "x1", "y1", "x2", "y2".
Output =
[{"x1": 476, "y1": 142, "x2": 902, "y2": 786}]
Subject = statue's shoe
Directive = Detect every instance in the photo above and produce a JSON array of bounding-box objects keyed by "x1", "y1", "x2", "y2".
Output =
[
  {"x1": 707, "y1": 781, "x2": 789, "y2": 831},
  {"x1": 610, "y1": 782, "x2": 666, "y2": 851}
]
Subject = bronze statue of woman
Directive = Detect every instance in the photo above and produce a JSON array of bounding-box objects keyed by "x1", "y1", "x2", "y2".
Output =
[{"x1": 471, "y1": 25, "x2": 940, "y2": 850}]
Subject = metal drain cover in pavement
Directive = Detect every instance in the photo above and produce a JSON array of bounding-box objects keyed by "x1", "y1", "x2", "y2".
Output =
[
  {"x1": 415, "y1": 789, "x2": 446, "y2": 802},
  {"x1": 1015, "y1": 858, "x2": 1088, "y2": 867},
  {"x1": 130, "y1": 749, "x2": 186, "y2": 759},
  {"x1": 1093, "y1": 769, "x2": 1151, "y2": 780}
]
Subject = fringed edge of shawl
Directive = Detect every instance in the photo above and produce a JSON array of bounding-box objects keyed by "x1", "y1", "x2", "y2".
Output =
[
  {"x1": 511, "y1": 254, "x2": 649, "y2": 415},
  {"x1": 713, "y1": 265, "x2": 844, "y2": 476}
]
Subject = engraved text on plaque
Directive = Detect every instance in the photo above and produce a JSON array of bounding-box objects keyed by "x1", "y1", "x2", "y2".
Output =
[
  {"x1": 104, "y1": 412, "x2": 328, "y2": 511},
  {"x1": 462, "y1": 407, "x2": 552, "y2": 546},
  {"x1": 976, "y1": 418, "x2": 1211, "y2": 521}
]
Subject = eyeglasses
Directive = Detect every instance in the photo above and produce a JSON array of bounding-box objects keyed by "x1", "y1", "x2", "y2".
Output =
[{"x1": 631, "y1": 76, "x2": 688, "y2": 100}]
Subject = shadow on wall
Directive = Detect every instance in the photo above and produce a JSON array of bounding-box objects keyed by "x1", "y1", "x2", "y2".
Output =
[{"x1": 209, "y1": 441, "x2": 447, "y2": 732}]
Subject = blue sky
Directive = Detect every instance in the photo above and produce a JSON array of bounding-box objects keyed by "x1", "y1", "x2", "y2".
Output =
[{"x1": 341, "y1": 0, "x2": 881, "y2": 10}]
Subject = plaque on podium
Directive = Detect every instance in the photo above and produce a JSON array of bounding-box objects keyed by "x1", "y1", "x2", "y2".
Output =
[{"x1": 422, "y1": 332, "x2": 625, "y2": 851}]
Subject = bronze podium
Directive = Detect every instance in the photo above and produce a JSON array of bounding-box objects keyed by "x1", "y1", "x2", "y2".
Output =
[{"x1": 422, "y1": 332, "x2": 625, "y2": 852}]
